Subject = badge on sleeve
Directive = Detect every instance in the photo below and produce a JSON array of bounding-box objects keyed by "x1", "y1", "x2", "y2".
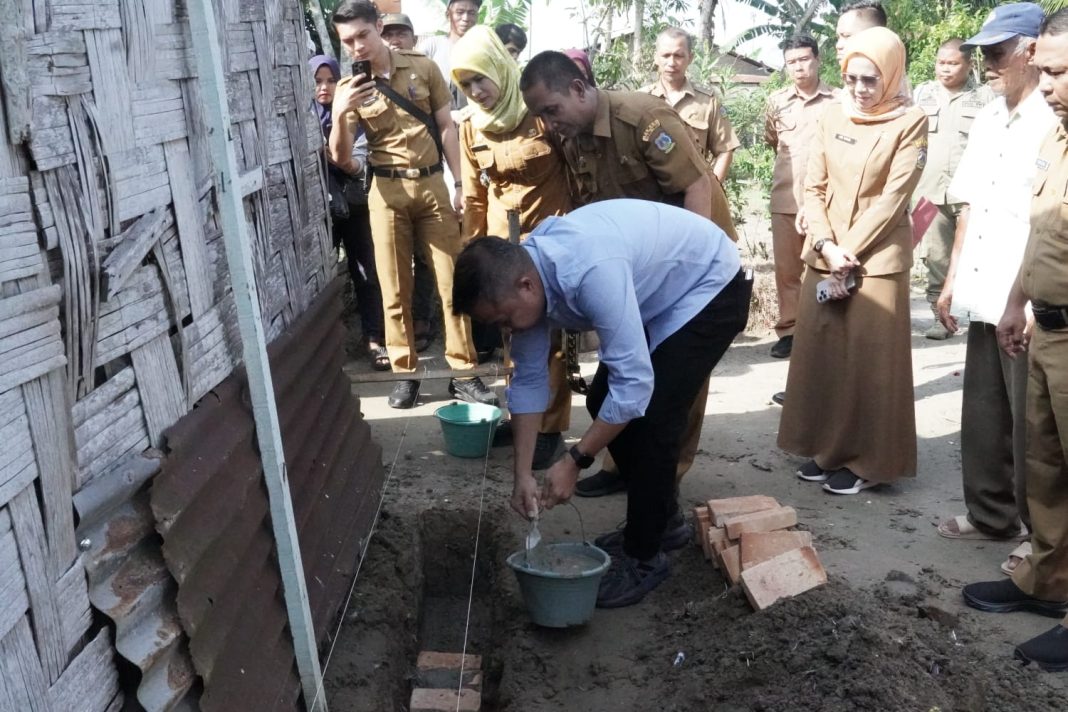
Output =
[
  {"x1": 914, "y1": 137, "x2": 928, "y2": 169},
  {"x1": 641, "y1": 119, "x2": 661, "y2": 141},
  {"x1": 653, "y1": 131, "x2": 676, "y2": 154}
]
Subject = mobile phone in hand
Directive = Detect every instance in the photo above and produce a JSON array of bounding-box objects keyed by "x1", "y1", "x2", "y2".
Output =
[
  {"x1": 351, "y1": 60, "x2": 372, "y2": 83},
  {"x1": 816, "y1": 272, "x2": 857, "y2": 304}
]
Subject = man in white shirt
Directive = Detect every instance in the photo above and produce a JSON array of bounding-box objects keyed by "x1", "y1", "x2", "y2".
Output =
[
  {"x1": 935, "y1": 3, "x2": 1056, "y2": 574},
  {"x1": 417, "y1": 0, "x2": 479, "y2": 113}
]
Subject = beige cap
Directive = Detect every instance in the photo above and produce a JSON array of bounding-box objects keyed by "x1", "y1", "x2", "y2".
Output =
[{"x1": 380, "y1": 13, "x2": 414, "y2": 31}]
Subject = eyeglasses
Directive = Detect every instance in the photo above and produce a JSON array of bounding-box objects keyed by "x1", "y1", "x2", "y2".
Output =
[{"x1": 842, "y1": 73, "x2": 880, "y2": 89}]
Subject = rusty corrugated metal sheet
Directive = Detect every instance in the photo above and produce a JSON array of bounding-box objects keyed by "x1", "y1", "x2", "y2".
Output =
[
  {"x1": 74, "y1": 454, "x2": 200, "y2": 712},
  {"x1": 151, "y1": 277, "x2": 385, "y2": 711}
]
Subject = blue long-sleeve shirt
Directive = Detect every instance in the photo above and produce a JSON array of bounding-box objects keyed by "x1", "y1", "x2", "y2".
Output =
[{"x1": 507, "y1": 199, "x2": 741, "y2": 424}]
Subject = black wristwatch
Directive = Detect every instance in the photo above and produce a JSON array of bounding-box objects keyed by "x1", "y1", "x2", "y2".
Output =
[
  {"x1": 569, "y1": 445, "x2": 595, "y2": 469},
  {"x1": 813, "y1": 238, "x2": 831, "y2": 254}
]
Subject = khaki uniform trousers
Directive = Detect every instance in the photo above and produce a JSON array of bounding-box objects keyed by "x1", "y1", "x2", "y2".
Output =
[
  {"x1": 770, "y1": 212, "x2": 805, "y2": 338},
  {"x1": 601, "y1": 376, "x2": 709, "y2": 483},
  {"x1": 922, "y1": 203, "x2": 960, "y2": 304},
  {"x1": 368, "y1": 173, "x2": 476, "y2": 372},
  {"x1": 961, "y1": 322, "x2": 1030, "y2": 537},
  {"x1": 1012, "y1": 326, "x2": 1068, "y2": 602}
]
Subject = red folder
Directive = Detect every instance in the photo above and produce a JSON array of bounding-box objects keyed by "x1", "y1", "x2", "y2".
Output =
[{"x1": 912, "y1": 197, "x2": 939, "y2": 248}]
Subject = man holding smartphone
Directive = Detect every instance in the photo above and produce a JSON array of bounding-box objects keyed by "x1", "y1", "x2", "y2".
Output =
[{"x1": 329, "y1": 0, "x2": 496, "y2": 409}]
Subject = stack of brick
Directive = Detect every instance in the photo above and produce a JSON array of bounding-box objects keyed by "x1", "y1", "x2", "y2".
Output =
[
  {"x1": 410, "y1": 651, "x2": 483, "y2": 711},
  {"x1": 693, "y1": 496, "x2": 827, "y2": 611}
]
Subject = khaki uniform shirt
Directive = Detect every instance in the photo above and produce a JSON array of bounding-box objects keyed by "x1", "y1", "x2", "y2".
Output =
[
  {"x1": 765, "y1": 82, "x2": 839, "y2": 214},
  {"x1": 913, "y1": 79, "x2": 994, "y2": 205},
  {"x1": 338, "y1": 49, "x2": 450, "y2": 170},
  {"x1": 459, "y1": 112, "x2": 573, "y2": 241},
  {"x1": 803, "y1": 105, "x2": 928, "y2": 277},
  {"x1": 1022, "y1": 123, "x2": 1068, "y2": 305},
  {"x1": 561, "y1": 89, "x2": 708, "y2": 207},
  {"x1": 640, "y1": 80, "x2": 741, "y2": 165}
]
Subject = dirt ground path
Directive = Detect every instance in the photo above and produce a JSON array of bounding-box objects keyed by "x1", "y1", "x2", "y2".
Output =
[{"x1": 327, "y1": 206, "x2": 1067, "y2": 708}]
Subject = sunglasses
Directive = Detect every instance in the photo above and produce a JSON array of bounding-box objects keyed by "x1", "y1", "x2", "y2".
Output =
[{"x1": 842, "y1": 73, "x2": 881, "y2": 89}]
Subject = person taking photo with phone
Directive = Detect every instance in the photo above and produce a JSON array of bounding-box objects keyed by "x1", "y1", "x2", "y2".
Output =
[
  {"x1": 329, "y1": 0, "x2": 497, "y2": 410},
  {"x1": 777, "y1": 27, "x2": 927, "y2": 496}
]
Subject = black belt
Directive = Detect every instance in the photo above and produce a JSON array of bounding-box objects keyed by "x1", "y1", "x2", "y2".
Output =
[
  {"x1": 1032, "y1": 301, "x2": 1068, "y2": 331},
  {"x1": 370, "y1": 163, "x2": 442, "y2": 179}
]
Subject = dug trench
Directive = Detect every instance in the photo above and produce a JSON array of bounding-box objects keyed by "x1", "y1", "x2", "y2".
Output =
[{"x1": 322, "y1": 500, "x2": 1064, "y2": 711}]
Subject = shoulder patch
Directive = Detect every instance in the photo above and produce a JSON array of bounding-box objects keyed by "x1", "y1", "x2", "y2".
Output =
[
  {"x1": 653, "y1": 131, "x2": 676, "y2": 153},
  {"x1": 1037, "y1": 157, "x2": 1050, "y2": 171},
  {"x1": 914, "y1": 137, "x2": 928, "y2": 169},
  {"x1": 641, "y1": 119, "x2": 661, "y2": 142}
]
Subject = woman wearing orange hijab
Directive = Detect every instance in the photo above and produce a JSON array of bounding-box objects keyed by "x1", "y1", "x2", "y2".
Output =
[{"x1": 778, "y1": 27, "x2": 927, "y2": 495}]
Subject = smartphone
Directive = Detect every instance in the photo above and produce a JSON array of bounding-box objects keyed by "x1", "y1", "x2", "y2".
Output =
[
  {"x1": 351, "y1": 60, "x2": 372, "y2": 83},
  {"x1": 816, "y1": 272, "x2": 857, "y2": 304}
]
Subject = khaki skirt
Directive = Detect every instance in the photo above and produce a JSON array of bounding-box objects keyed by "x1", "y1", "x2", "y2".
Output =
[{"x1": 777, "y1": 269, "x2": 917, "y2": 482}]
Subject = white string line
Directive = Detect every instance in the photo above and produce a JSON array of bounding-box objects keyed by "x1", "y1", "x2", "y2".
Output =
[
  {"x1": 455, "y1": 413, "x2": 497, "y2": 712},
  {"x1": 309, "y1": 412, "x2": 413, "y2": 710}
]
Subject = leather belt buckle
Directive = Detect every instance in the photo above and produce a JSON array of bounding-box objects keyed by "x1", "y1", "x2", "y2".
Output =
[{"x1": 404, "y1": 168, "x2": 420, "y2": 179}]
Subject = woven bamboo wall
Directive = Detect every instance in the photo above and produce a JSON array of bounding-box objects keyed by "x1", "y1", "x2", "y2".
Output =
[{"x1": 0, "y1": 0, "x2": 333, "y2": 708}]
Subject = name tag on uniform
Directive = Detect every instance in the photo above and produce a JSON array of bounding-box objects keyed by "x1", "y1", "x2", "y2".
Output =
[
  {"x1": 963, "y1": 100, "x2": 985, "y2": 108},
  {"x1": 1037, "y1": 158, "x2": 1050, "y2": 171},
  {"x1": 834, "y1": 133, "x2": 856, "y2": 145}
]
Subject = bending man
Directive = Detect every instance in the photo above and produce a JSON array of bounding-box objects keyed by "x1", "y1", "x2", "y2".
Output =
[{"x1": 452, "y1": 199, "x2": 751, "y2": 608}]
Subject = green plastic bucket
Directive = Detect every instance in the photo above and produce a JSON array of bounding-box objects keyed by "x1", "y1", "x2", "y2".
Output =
[
  {"x1": 433, "y1": 402, "x2": 502, "y2": 458},
  {"x1": 506, "y1": 542, "x2": 611, "y2": 627}
]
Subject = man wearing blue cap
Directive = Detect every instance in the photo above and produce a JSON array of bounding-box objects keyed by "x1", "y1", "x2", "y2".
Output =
[
  {"x1": 966, "y1": 7, "x2": 1068, "y2": 672},
  {"x1": 934, "y1": 3, "x2": 1056, "y2": 578}
]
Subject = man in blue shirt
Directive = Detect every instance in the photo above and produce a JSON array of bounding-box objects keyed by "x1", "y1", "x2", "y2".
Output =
[{"x1": 453, "y1": 199, "x2": 750, "y2": 607}]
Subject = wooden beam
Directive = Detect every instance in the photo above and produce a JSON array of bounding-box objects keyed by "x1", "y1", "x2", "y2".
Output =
[
  {"x1": 343, "y1": 363, "x2": 512, "y2": 384},
  {"x1": 185, "y1": 1, "x2": 327, "y2": 710}
]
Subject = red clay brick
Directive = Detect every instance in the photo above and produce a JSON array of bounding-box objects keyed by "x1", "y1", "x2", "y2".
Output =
[
  {"x1": 410, "y1": 688, "x2": 481, "y2": 712},
  {"x1": 707, "y1": 495, "x2": 780, "y2": 527},
  {"x1": 694, "y1": 506, "x2": 712, "y2": 558},
  {"x1": 708, "y1": 526, "x2": 730, "y2": 554},
  {"x1": 739, "y1": 530, "x2": 813, "y2": 571},
  {"x1": 739, "y1": 546, "x2": 827, "y2": 611},
  {"x1": 720, "y1": 544, "x2": 741, "y2": 585},
  {"x1": 417, "y1": 651, "x2": 483, "y2": 672},
  {"x1": 724, "y1": 506, "x2": 797, "y2": 540}
]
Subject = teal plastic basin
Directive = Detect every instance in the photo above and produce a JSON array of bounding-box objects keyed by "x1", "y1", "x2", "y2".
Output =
[
  {"x1": 433, "y1": 402, "x2": 502, "y2": 458},
  {"x1": 506, "y1": 542, "x2": 611, "y2": 628}
]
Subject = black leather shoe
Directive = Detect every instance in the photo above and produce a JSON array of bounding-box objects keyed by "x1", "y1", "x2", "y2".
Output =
[
  {"x1": 770, "y1": 335, "x2": 793, "y2": 359},
  {"x1": 962, "y1": 579, "x2": 1068, "y2": 618},
  {"x1": 449, "y1": 376, "x2": 499, "y2": 406},
  {"x1": 388, "y1": 379, "x2": 420, "y2": 409},
  {"x1": 531, "y1": 432, "x2": 564, "y2": 470},
  {"x1": 575, "y1": 469, "x2": 628, "y2": 497},
  {"x1": 771, "y1": 391, "x2": 785, "y2": 406},
  {"x1": 1015, "y1": 625, "x2": 1068, "y2": 672}
]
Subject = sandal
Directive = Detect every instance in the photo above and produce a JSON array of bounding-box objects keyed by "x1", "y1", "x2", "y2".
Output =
[
  {"x1": 1001, "y1": 541, "x2": 1032, "y2": 577},
  {"x1": 937, "y1": 515, "x2": 1028, "y2": 541},
  {"x1": 369, "y1": 344, "x2": 390, "y2": 371}
]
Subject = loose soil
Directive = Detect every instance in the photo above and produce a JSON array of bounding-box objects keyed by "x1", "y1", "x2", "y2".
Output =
[{"x1": 326, "y1": 208, "x2": 1067, "y2": 711}]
